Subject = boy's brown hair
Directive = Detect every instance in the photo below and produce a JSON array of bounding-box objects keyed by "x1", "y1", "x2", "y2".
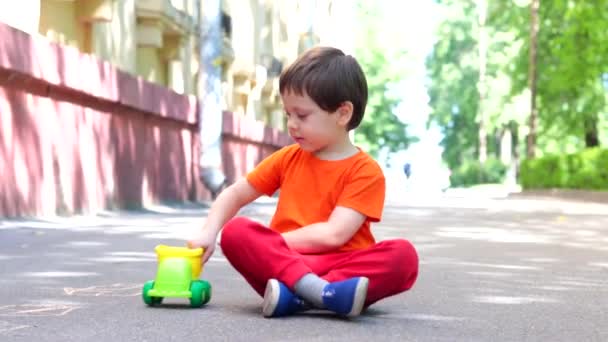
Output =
[{"x1": 279, "y1": 46, "x2": 368, "y2": 130}]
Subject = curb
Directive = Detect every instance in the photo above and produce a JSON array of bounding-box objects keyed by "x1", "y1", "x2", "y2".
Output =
[{"x1": 509, "y1": 189, "x2": 608, "y2": 204}]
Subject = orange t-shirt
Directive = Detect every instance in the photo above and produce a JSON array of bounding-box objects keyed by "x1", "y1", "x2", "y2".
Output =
[{"x1": 246, "y1": 144, "x2": 385, "y2": 253}]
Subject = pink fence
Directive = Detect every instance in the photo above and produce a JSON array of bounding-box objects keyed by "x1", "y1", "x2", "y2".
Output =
[{"x1": 0, "y1": 22, "x2": 290, "y2": 217}]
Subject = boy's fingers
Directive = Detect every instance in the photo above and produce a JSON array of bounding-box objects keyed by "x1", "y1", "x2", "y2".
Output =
[
  {"x1": 202, "y1": 248, "x2": 213, "y2": 263},
  {"x1": 187, "y1": 239, "x2": 204, "y2": 249}
]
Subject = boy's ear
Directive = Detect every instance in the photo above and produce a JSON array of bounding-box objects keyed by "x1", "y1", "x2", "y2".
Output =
[{"x1": 336, "y1": 101, "x2": 354, "y2": 127}]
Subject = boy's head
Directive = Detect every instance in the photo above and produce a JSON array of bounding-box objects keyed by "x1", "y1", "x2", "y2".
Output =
[{"x1": 279, "y1": 46, "x2": 368, "y2": 131}]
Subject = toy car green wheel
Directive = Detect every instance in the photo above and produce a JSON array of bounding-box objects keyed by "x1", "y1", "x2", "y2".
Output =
[
  {"x1": 189, "y1": 280, "x2": 206, "y2": 308},
  {"x1": 199, "y1": 280, "x2": 212, "y2": 304},
  {"x1": 142, "y1": 280, "x2": 163, "y2": 306}
]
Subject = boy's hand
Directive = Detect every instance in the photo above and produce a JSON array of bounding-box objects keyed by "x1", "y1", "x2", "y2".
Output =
[{"x1": 187, "y1": 230, "x2": 218, "y2": 263}]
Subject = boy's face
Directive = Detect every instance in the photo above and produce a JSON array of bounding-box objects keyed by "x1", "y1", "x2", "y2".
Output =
[{"x1": 281, "y1": 91, "x2": 350, "y2": 154}]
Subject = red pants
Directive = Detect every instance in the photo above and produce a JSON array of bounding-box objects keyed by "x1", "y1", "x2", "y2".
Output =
[{"x1": 219, "y1": 217, "x2": 419, "y2": 307}]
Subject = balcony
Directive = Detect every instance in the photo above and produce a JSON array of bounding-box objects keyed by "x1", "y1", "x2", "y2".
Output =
[{"x1": 135, "y1": 0, "x2": 198, "y2": 48}]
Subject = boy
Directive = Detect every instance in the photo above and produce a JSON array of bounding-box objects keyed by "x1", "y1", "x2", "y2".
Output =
[{"x1": 188, "y1": 46, "x2": 419, "y2": 318}]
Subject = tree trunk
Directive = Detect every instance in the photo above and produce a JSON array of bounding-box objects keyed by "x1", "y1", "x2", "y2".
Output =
[
  {"x1": 500, "y1": 126, "x2": 512, "y2": 166},
  {"x1": 526, "y1": 0, "x2": 540, "y2": 158},
  {"x1": 477, "y1": 0, "x2": 488, "y2": 163},
  {"x1": 510, "y1": 121, "x2": 520, "y2": 180},
  {"x1": 198, "y1": 0, "x2": 227, "y2": 197},
  {"x1": 584, "y1": 115, "x2": 600, "y2": 147}
]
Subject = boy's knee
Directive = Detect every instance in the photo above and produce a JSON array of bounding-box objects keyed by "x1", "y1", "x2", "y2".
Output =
[
  {"x1": 395, "y1": 239, "x2": 418, "y2": 265},
  {"x1": 388, "y1": 239, "x2": 419, "y2": 289},
  {"x1": 219, "y1": 216, "x2": 254, "y2": 250}
]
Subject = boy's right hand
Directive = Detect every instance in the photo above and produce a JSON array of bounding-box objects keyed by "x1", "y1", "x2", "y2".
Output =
[{"x1": 187, "y1": 229, "x2": 218, "y2": 264}]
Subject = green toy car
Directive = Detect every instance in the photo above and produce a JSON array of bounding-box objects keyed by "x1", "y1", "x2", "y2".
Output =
[{"x1": 142, "y1": 245, "x2": 211, "y2": 308}]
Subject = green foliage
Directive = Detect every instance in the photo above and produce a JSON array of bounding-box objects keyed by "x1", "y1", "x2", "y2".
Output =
[
  {"x1": 426, "y1": 0, "x2": 479, "y2": 169},
  {"x1": 427, "y1": 0, "x2": 608, "y2": 189},
  {"x1": 353, "y1": 1, "x2": 417, "y2": 158},
  {"x1": 426, "y1": 0, "x2": 525, "y2": 170},
  {"x1": 489, "y1": 0, "x2": 608, "y2": 147},
  {"x1": 520, "y1": 148, "x2": 608, "y2": 190},
  {"x1": 450, "y1": 157, "x2": 507, "y2": 187}
]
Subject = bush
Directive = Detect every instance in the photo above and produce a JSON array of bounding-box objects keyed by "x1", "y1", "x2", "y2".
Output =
[
  {"x1": 520, "y1": 148, "x2": 608, "y2": 190},
  {"x1": 520, "y1": 155, "x2": 565, "y2": 189},
  {"x1": 450, "y1": 157, "x2": 508, "y2": 187}
]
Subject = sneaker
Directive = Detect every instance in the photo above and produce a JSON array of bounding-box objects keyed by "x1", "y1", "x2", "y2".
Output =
[
  {"x1": 262, "y1": 279, "x2": 308, "y2": 317},
  {"x1": 321, "y1": 277, "x2": 369, "y2": 317}
]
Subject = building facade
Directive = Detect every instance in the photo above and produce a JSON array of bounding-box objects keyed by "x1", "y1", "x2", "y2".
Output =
[
  {"x1": 0, "y1": 0, "x2": 355, "y2": 217},
  {"x1": 0, "y1": 0, "x2": 354, "y2": 130},
  {"x1": 222, "y1": 0, "x2": 355, "y2": 129}
]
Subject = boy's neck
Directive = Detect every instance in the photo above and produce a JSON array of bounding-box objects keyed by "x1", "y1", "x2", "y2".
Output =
[{"x1": 313, "y1": 135, "x2": 359, "y2": 161}]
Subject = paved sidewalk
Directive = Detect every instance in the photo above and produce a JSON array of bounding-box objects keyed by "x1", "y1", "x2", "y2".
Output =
[
  {"x1": 511, "y1": 189, "x2": 608, "y2": 204},
  {"x1": 440, "y1": 183, "x2": 608, "y2": 204},
  {"x1": 1, "y1": 196, "x2": 607, "y2": 341}
]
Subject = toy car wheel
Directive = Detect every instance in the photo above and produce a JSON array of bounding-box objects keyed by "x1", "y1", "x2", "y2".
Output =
[
  {"x1": 152, "y1": 296, "x2": 163, "y2": 305},
  {"x1": 200, "y1": 280, "x2": 212, "y2": 304},
  {"x1": 142, "y1": 281, "x2": 163, "y2": 306},
  {"x1": 190, "y1": 280, "x2": 205, "y2": 308}
]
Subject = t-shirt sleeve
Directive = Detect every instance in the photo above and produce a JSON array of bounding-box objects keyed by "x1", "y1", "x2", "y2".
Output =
[
  {"x1": 336, "y1": 161, "x2": 386, "y2": 222},
  {"x1": 245, "y1": 147, "x2": 285, "y2": 196}
]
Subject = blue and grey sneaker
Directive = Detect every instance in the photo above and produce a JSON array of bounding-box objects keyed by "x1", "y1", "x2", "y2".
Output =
[
  {"x1": 262, "y1": 279, "x2": 308, "y2": 317},
  {"x1": 321, "y1": 277, "x2": 369, "y2": 317}
]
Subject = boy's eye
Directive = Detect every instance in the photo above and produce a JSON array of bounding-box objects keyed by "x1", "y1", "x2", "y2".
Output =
[{"x1": 285, "y1": 112, "x2": 308, "y2": 119}]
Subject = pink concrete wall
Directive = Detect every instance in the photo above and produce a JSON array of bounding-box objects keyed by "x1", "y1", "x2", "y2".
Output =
[
  {"x1": 0, "y1": 22, "x2": 290, "y2": 217},
  {"x1": 221, "y1": 111, "x2": 292, "y2": 183}
]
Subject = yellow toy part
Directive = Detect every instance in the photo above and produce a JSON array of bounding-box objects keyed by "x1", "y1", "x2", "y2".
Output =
[{"x1": 154, "y1": 244, "x2": 204, "y2": 278}]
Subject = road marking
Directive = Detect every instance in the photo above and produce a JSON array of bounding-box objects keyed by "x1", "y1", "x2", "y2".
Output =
[
  {"x1": 472, "y1": 295, "x2": 557, "y2": 305},
  {"x1": 64, "y1": 283, "x2": 141, "y2": 297},
  {"x1": 22, "y1": 271, "x2": 99, "y2": 278},
  {"x1": 0, "y1": 304, "x2": 80, "y2": 317},
  {"x1": 0, "y1": 321, "x2": 29, "y2": 334}
]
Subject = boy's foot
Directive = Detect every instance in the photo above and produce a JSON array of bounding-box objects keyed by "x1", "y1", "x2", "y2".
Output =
[
  {"x1": 262, "y1": 279, "x2": 308, "y2": 317},
  {"x1": 321, "y1": 277, "x2": 369, "y2": 317}
]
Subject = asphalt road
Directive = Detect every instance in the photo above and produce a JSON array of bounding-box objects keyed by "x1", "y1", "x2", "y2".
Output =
[{"x1": 1, "y1": 195, "x2": 607, "y2": 342}]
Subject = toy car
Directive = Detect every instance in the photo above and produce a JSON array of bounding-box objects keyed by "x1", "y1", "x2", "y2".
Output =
[{"x1": 142, "y1": 245, "x2": 211, "y2": 307}]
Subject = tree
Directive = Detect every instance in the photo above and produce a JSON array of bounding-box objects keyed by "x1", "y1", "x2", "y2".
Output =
[
  {"x1": 427, "y1": 0, "x2": 483, "y2": 169},
  {"x1": 353, "y1": 1, "x2": 417, "y2": 158},
  {"x1": 476, "y1": 0, "x2": 488, "y2": 163},
  {"x1": 527, "y1": 0, "x2": 539, "y2": 158},
  {"x1": 489, "y1": 0, "x2": 608, "y2": 153},
  {"x1": 428, "y1": 0, "x2": 531, "y2": 171},
  {"x1": 428, "y1": 0, "x2": 608, "y2": 183}
]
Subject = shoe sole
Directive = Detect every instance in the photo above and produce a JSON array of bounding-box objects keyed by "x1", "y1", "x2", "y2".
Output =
[
  {"x1": 346, "y1": 277, "x2": 369, "y2": 317},
  {"x1": 262, "y1": 279, "x2": 280, "y2": 318}
]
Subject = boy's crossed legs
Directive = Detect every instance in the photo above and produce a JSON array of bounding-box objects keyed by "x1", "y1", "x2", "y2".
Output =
[
  {"x1": 263, "y1": 274, "x2": 369, "y2": 317},
  {"x1": 219, "y1": 217, "x2": 419, "y2": 318}
]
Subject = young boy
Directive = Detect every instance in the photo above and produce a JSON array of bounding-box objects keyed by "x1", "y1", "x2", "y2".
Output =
[{"x1": 188, "y1": 46, "x2": 419, "y2": 318}]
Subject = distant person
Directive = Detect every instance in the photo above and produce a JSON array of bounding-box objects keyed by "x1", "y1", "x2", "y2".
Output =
[
  {"x1": 403, "y1": 162, "x2": 412, "y2": 178},
  {"x1": 188, "y1": 46, "x2": 418, "y2": 318}
]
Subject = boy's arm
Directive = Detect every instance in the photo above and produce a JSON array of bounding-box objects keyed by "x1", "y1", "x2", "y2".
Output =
[
  {"x1": 188, "y1": 178, "x2": 262, "y2": 262},
  {"x1": 283, "y1": 159, "x2": 385, "y2": 254},
  {"x1": 281, "y1": 206, "x2": 366, "y2": 253}
]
